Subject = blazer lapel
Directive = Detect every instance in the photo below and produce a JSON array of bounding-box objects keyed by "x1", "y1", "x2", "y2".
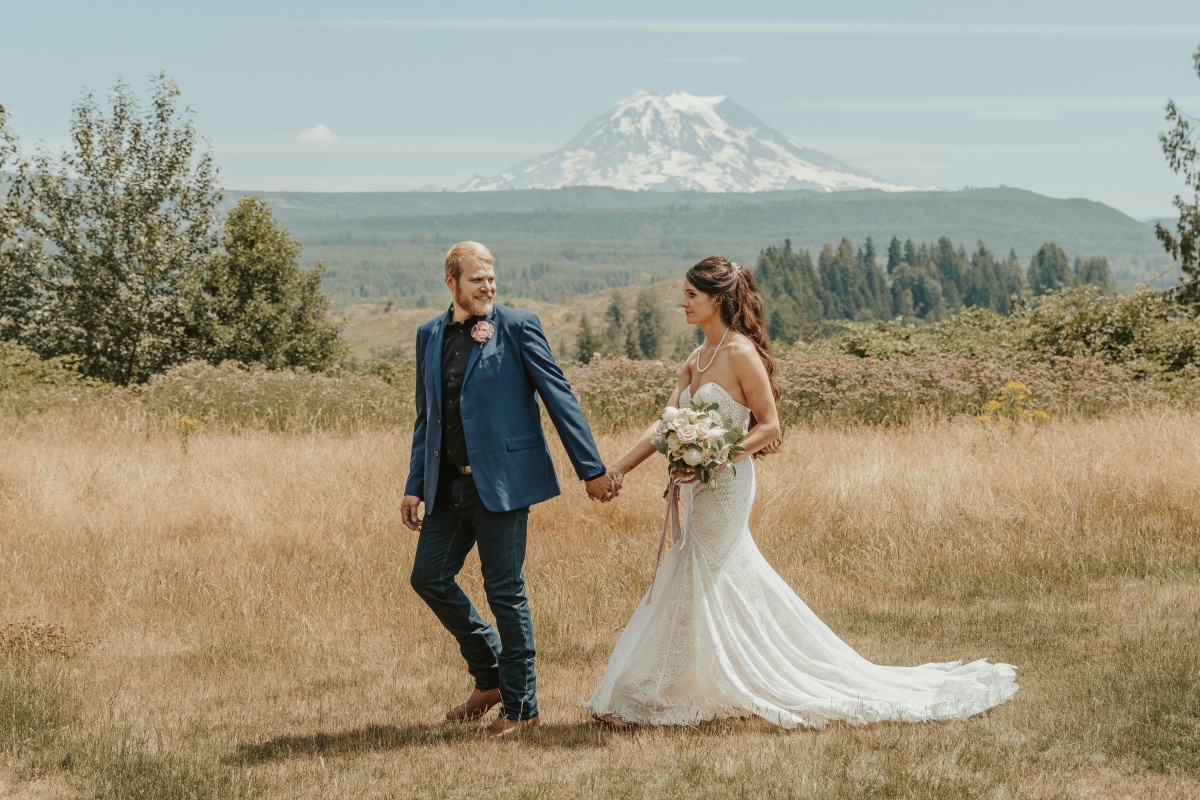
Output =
[{"x1": 427, "y1": 312, "x2": 448, "y2": 412}]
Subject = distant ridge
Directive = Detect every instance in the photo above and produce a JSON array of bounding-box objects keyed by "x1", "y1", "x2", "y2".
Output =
[
  {"x1": 459, "y1": 91, "x2": 912, "y2": 193},
  {"x1": 226, "y1": 186, "x2": 1173, "y2": 304}
]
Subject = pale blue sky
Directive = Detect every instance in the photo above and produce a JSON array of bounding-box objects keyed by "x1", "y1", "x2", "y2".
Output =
[{"x1": 3, "y1": 1, "x2": 1200, "y2": 216}]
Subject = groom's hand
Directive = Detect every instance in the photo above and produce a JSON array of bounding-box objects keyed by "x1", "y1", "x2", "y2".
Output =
[
  {"x1": 401, "y1": 495, "x2": 424, "y2": 531},
  {"x1": 585, "y1": 473, "x2": 615, "y2": 502}
]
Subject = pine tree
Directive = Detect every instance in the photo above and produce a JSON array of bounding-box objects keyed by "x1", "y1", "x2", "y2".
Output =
[
  {"x1": 1004, "y1": 249, "x2": 1027, "y2": 306},
  {"x1": 635, "y1": 286, "x2": 665, "y2": 358},
  {"x1": 1074, "y1": 256, "x2": 1118, "y2": 295},
  {"x1": 967, "y1": 241, "x2": 1002, "y2": 311},
  {"x1": 624, "y1": 326, "x2": 640, "y2": 359},
  {"x1": 932, "y1": 237, "x2": 966, "y2": 310},
  {"x1": 601, "y1": 290, "x2": 626, "y2": 355},
  {"x1": 575, "y1": 314, "x2": 599, "y2": 364},
  {"x1": 886, "y1": 236, "x2": 903, "y2": 275},
  {"x1": 1028, "y1": 243, "x2": 1073, "y2": 295}
]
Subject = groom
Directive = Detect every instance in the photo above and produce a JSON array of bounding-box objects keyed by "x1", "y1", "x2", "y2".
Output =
[{"x1": 401, "y1": 241, "x2": 618, "y2": 737}]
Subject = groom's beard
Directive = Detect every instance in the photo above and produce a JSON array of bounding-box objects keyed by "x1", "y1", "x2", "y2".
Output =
[{"x1": 454, "y1": 283, "x2": 495, "y2": 318}]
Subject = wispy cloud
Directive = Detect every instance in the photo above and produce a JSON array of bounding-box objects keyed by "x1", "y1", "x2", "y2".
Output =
[
  {"x1": 770, "y1": 97, "x2": 1182, "y2": 113},
  {"x1": 297, "y1": 123, "x2": 338, "y2": 146},
  {"x1": 300, "y1": 18, "x2": 1200, "y2": 37},
  {"x1": 972, "y1": 109, "x2": 1059, "y2": 121},
  {"x1": 660, "y1": 55, "x2": 744, "y2": 64},
  {"x1": 215, "y1": 135, "x2": 557, "y2": 156}
]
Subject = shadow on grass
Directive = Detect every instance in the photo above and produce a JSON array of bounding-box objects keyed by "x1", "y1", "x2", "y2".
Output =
[{"x1": 226, "y1": 720, "x2": 614, "y2": 764}]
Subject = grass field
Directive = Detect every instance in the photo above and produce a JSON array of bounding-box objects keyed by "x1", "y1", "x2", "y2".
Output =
[{"x1": 2, "y1": 412, "x2": 1199, "y2": 798}]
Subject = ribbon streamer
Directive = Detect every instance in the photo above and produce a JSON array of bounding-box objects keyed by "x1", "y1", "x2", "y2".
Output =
[{"x1": 646, "y1": 479, "x2": 683, "y2": 604}]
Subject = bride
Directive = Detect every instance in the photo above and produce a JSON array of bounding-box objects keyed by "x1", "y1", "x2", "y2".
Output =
[{"x1": 586, "y1": 256, "x2": 1018, "y2": 730}]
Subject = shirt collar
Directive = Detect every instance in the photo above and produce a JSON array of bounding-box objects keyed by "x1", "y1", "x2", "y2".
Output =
[{"x1": 445, "y1": 305, "x2": 486, "y2": 330}]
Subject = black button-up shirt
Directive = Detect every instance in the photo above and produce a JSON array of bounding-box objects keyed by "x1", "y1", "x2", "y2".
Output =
[{"x1": 441, "y1": 309, "x2": 483, "y2": 468}]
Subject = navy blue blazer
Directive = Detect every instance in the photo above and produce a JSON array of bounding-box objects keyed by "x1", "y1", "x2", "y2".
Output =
[{"x1": 404, "y1": 303, "x2": 605, "y2": 514}]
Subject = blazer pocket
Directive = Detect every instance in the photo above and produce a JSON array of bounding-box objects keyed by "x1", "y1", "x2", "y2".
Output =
[{"x1": 505, "y1": 433, "x2": 542, "y2": 451}]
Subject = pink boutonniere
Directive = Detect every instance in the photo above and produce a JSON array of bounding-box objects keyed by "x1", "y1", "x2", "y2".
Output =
[{"x1": 471, "y1": 319, "x2": 493, "y2": 349}]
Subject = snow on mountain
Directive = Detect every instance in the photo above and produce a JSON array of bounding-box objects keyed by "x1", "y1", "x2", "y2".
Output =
[{"x1": 459, "y1": 91, "x2": 911, "y2": 193}]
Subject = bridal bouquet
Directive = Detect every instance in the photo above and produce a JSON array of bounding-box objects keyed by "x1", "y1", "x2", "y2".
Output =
[{"x1": 651, "y1": 400, "x2": 746, "y2": 485}]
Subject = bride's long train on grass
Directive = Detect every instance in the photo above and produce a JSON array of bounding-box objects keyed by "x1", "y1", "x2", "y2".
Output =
[{"x1": 586, "y1": 382, "x2": 1018, "y2": 728}]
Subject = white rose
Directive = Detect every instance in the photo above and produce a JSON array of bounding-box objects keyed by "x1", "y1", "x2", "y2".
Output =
[
  {"x1": 695, "y1": 421, "x2": 711, "y2": 440},
  {"x1": 686, "y1": 409, "x2": 700, "y2": 424},
  {"x1": 683, "y1": 448, "x2": 703, "y2": 466},
  {"x1": 667, "y1": 432, "x2": 681, "y2": 450},
  {"x1": 708, "y1": 427, "x2": 726, "y2": 440},
  {"x1": 662, "y1": 406, "x2": 681, "y2": 423},
  {"x1": 676, "y1": 424, "x2": 699, "y2": 444}
]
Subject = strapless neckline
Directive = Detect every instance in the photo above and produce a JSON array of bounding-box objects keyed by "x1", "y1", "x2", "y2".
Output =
[{"x1": 682, "y1": 381, "x2": 750, "y2": 413}]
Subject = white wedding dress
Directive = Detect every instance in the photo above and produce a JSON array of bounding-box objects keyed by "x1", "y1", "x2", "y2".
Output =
[{"x1": 585, "y1": 381, "x2": 1018, "y2": 728}]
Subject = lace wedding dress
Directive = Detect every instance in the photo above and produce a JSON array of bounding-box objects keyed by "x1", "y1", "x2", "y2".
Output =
[{"x1": 585, "y1": 381, "x2": 1018, "y2": 728}]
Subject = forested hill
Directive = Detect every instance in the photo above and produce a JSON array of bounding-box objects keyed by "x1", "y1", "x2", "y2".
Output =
[{"x1": 224, "y1": 186, "x2": 1171, "y2": 306}]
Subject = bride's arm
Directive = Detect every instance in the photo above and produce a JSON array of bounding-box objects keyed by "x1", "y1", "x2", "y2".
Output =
[
  {"x1": 726, "y1": 340, "x2": 781, "y2": 461},
  {"x1": 609, "y1": 357, "x2": 694, "y2": 478}
]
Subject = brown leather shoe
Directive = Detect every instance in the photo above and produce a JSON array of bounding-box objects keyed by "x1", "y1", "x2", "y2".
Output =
[
  {"x1": 484, "y1": 714, "x2": 540, "y2": 737},
  {"x1": 444, "y1": 688, "x2": 501, "y2": 723}
]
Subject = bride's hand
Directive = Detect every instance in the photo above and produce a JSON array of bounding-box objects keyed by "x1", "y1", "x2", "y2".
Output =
[{"x1": 670, "y1": 467, "x2": 697, "y2": 485}]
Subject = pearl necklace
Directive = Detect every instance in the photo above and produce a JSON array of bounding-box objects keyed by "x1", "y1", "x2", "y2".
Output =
[{"x1": 695, "y1": 327, "x2": 729, "y2": 373}]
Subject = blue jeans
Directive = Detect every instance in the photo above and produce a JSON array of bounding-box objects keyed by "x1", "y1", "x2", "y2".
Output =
[{"x1": 409, "y1": 473, "x2": 537, "y2": 720}]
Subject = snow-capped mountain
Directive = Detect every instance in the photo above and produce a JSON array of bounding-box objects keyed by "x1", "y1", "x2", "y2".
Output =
[{"x1": 459, "y1": 91, "x2": 910, "y2": 193}]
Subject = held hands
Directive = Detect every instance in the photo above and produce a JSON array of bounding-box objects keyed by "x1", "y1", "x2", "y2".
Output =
[
  {"x1": 401, "y1": 495, "x2": 423, "y2": 531},
  {"x1": 585, "y1": 467, "x2": 624, "y2": 503}
]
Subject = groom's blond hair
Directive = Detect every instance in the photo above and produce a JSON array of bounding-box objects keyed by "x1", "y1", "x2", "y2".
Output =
[{"x1": 445, "y1": 241, "x2": 494, "y2": 281}]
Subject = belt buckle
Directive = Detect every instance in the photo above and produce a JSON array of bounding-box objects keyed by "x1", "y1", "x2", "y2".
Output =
[{"x1": 456, "y1": 465, "x2": 472, "y2": 475}]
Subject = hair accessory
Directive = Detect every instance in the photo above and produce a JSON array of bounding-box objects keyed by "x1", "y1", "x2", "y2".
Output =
[{"x1": 733, "y1": 262, "x2": 742, "y2": 274}]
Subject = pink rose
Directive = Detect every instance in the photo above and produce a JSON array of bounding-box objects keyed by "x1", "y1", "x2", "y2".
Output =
[
  {"x1": 676, "y1": 424, "x2": 699, "y2": 444},
  {"x1": 471, "y1": 320, "x2": 493, "y2": 347}
]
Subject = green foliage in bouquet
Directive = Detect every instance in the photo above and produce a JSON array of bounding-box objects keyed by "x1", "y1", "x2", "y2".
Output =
[{"x1": 652, "y1": 399, "x2": 746, "y2": 485}]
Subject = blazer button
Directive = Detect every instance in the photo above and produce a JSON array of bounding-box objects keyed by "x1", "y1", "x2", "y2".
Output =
[{"x1": 434, "y1": 450, "x2": 439, "y2": 457}]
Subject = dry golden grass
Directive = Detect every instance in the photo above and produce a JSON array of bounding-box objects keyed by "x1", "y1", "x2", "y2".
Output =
[{"x1": 2, "y1": 411, "x2": 1199, "y2": 798}]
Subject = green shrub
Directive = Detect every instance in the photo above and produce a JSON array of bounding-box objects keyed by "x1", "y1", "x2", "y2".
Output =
[
  {"x1": 0, "y1": 341, "x2": 108, "y2": 417},
  {"x1": 126, "y1": 360, "x2": 414, "y2": 433}
]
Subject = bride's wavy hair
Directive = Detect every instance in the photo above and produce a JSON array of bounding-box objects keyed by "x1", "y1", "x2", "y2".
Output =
[{"x1": 685, "y1": 256, "x2": 782, "y2": 458}]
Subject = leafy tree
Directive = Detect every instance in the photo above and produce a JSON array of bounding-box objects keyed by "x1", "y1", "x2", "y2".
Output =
[
  {"x1": 575, "y1": 313, "x2": 599, "y2": 364},
  {"x1": 1028, "y1": 243, "x2": 1073, "y2": 296},
  {"x1": 7, "y1": 75, "x2": 222, "y2": 383},
  {"x1": 635, "y1": 285, "x2": 665, "y2": 358},
  {"x1": 1074, "y1": 256, "x2": 1118, "y2": 295},
  {"x1": 191, "y1": 196, "x2": 345, "y2": 370},
  {"x1": 0, "y1": 105, "x2": 52, "y2": 349},
  {"x1": 1155, "y1": 44, "x2": 1200, "y2": 299}
]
